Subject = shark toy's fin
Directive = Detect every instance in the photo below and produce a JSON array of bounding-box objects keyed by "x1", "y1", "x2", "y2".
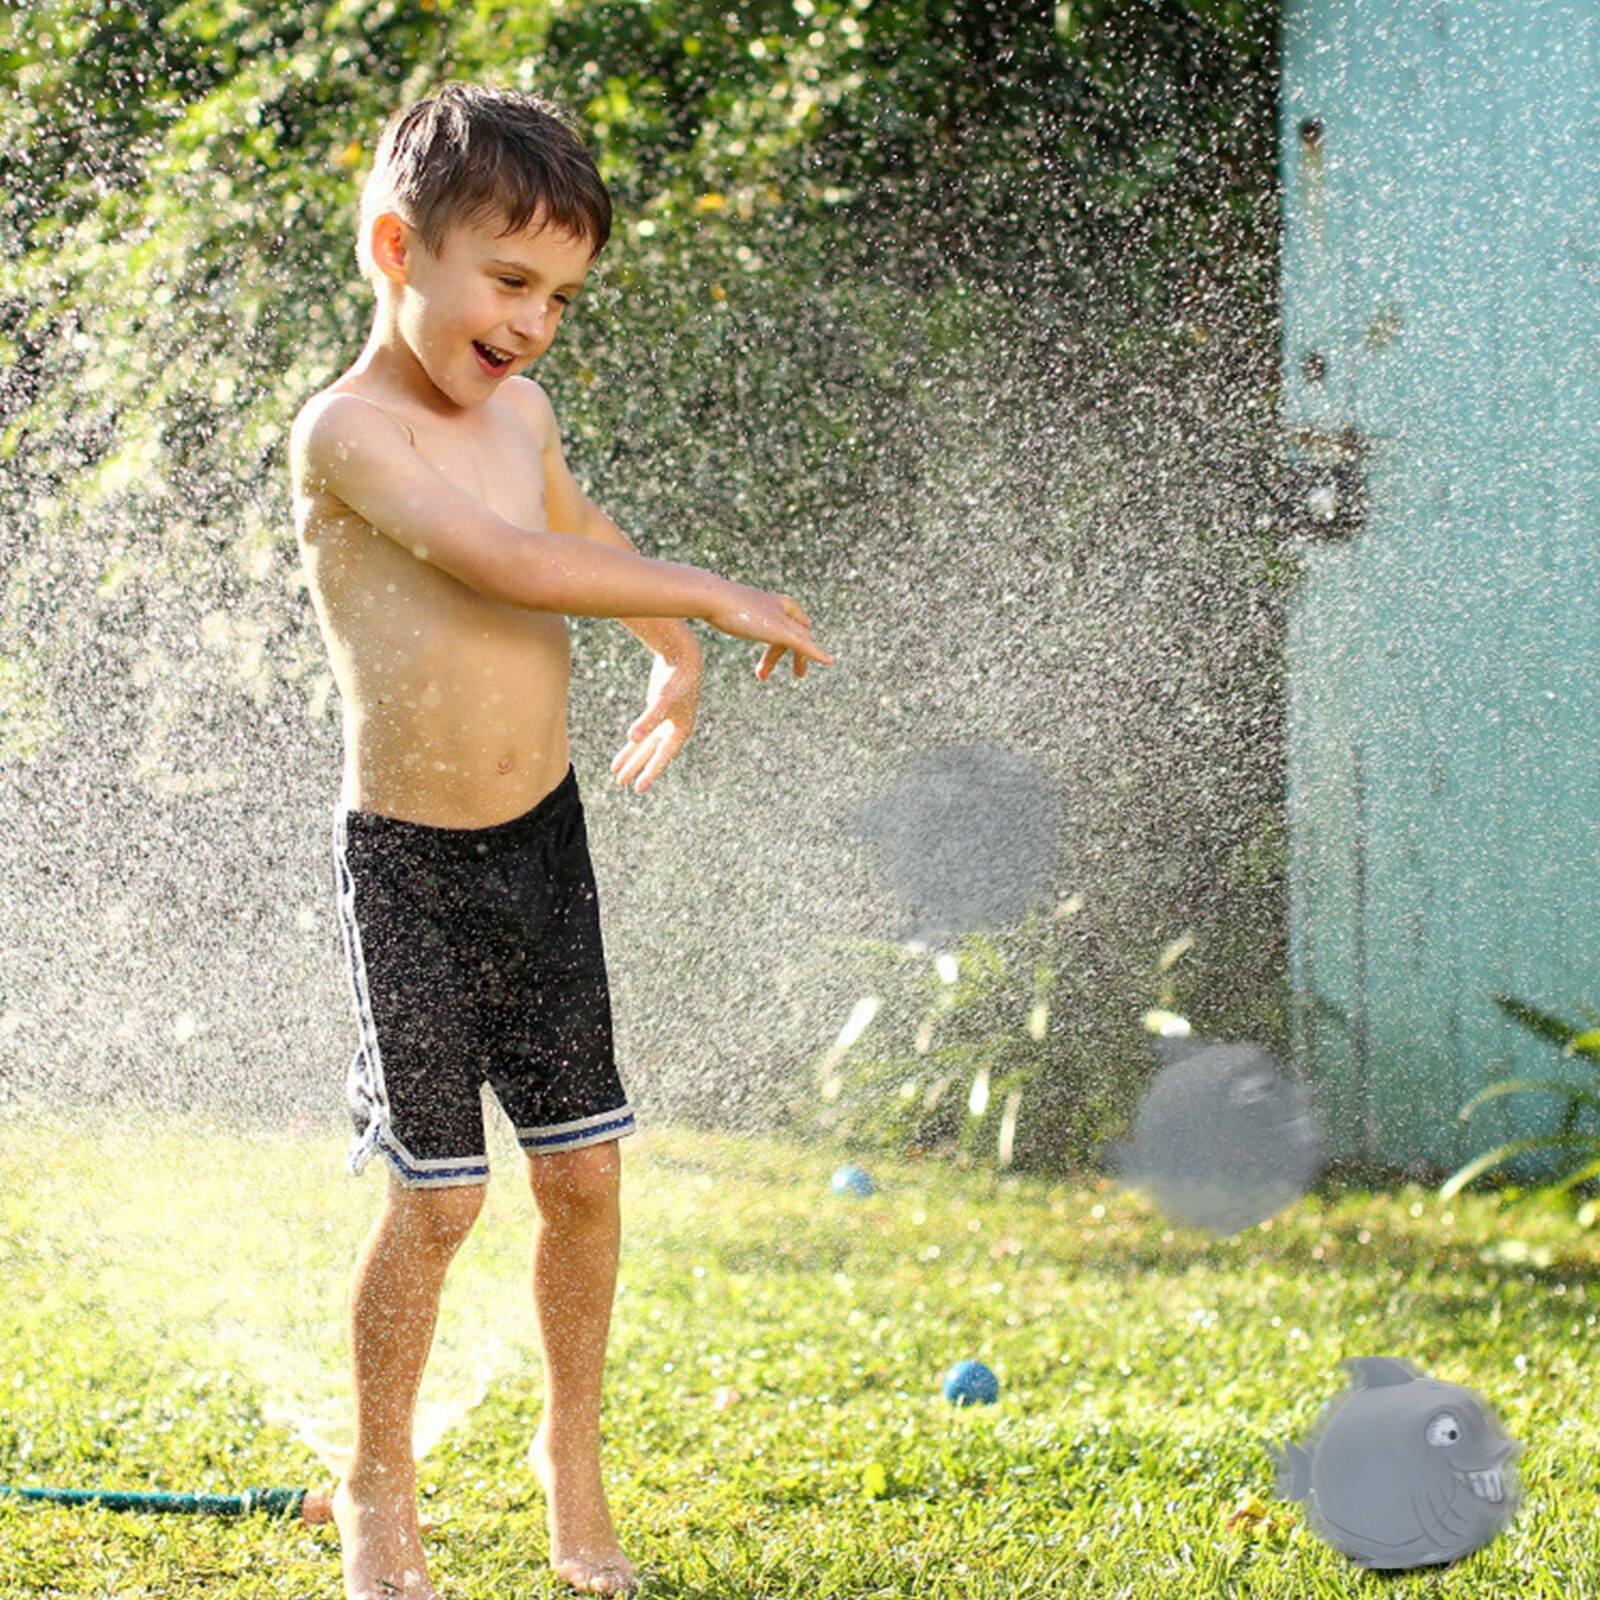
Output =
[
  {"x1": 1151, "y1": 1033, "x2": 1205, "y2": 1069},
  {"x1": 1342, "y1": 1356, "x2": 1422, "y2": 1389},
  {"x1": 1267, "y1": 1440, "x2": 1313, "y2": 1502}
]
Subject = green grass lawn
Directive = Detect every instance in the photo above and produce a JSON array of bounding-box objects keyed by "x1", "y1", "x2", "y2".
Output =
[{"x1": 1, "y1": 1111, "x2": 1597, "y2": 1598}]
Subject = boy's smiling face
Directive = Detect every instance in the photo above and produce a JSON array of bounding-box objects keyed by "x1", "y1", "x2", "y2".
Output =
[{"x1": 374, "y1": 206, "x2": 597, "y2": 410}]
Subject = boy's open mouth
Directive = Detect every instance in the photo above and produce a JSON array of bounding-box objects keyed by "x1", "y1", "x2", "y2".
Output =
[{"x1": 473, "y1": 340, "x2": 516, "y2": 375}]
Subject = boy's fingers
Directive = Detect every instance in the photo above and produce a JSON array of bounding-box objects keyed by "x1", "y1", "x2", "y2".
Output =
[
  {"x1": 642, "y1": 750, "x2": 669, "y2": 791},
  {"x1": 632, "y1": 731, "x2": 684, "y2": 794},
  {"x1": 615, "y1": 729, "x2": 652, "y2": 781},
  {"x1": 621, "y1": 707, "x2": 668, "y2": 751},
  {"x1": 757, "y1": 639, "x2": 835, "y2": 676}
]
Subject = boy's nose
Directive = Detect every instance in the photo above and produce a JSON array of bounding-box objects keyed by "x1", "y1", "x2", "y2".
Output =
[{"x1": 510, "y1": 304, "x2": 554, "y2": 346}]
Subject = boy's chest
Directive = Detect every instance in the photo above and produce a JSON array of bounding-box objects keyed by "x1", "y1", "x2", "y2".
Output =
[{"x1": 408, "y1": 407, "x2": 547, "y2": 530}]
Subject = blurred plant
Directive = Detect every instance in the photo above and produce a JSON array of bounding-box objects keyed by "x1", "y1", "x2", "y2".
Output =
[
  {"x1": 790, "y1": 895, "x2": 1220, "y2": 1174},
  {"x1": 1441, "y1": 994, "x2": 1600, "y2": 1220}
]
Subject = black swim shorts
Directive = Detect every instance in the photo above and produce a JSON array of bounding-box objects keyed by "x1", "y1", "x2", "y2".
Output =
[{"x1": 330, "y1": 763, "x2": 635, "y2": 1187}]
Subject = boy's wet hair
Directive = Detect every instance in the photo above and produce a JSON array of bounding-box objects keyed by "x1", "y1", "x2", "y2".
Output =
[{"x1": 359, "y1": 82, "x2": 611, "y2": 281}]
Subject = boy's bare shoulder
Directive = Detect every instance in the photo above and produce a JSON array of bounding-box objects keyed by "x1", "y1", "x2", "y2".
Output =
[
  {"x1": 290, "y1": 381, "x2": 413, "y2": 449},
  {"x1": 289, "y1": 384, "x2": 415, "y2": 491},
  {"x1": 499, "y1": 375, "x2": 560, "y2": 448}
]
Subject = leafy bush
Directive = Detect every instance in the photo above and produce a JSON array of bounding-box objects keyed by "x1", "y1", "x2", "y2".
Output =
[
  {"x1": 1442, "y1": 993, "x2": 1600, "y2": 1218},
  {"x1": 1, "y1": 0, "x2": 1278, "y2": 779},
  {"x1": 786, "y1": 891, "x2": 1248, "y2": 1175}
]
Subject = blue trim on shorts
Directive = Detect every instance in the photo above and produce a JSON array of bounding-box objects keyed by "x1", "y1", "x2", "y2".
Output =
[
  {"x1": 374, "y1": 1128, "x2": 492, "y2": 1187},
  {"x1": 517, "y1": 1109, "x2": 637, "y2": 1152}
]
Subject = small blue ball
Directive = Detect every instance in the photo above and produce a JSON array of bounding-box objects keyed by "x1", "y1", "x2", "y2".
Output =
[
  {"x1": 943, "y1": 1360, "x2": 999, "y2": 1407},
  {"x1": 831, "y1": 1164, "x2": 876, "y2": 1197}
]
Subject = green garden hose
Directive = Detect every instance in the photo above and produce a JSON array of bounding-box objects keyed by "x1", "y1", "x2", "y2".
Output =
[{"x1": 0, "y1": 1484, "x2": 334, "y2": 1522}]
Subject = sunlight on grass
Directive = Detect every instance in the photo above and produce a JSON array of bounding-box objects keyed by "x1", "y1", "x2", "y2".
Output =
[
  {"x1": 0, "y1": 1107, "x2": 547, "y2": 1477},
  {"x1": 1, "y1": 1112, "x2": 1597, "y2": 1597}
]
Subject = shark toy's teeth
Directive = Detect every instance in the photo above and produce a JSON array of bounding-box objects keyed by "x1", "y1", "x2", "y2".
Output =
[{"x1": 1461, "y1": 1468, "x2": 1505, "y2": 1503}]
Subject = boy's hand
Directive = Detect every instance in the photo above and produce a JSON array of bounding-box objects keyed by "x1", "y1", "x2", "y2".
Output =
[
  {"x1": 703, "y1": 581, "x2": 836, "y2": 679},
  {"x1": 612, "y1": 648, "x2": 703, "y2": 794}
]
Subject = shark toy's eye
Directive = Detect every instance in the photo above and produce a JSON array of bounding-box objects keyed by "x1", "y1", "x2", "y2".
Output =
[{"x1": 1426, "y1": 1410, "x2": 1462, "y2": 1446}]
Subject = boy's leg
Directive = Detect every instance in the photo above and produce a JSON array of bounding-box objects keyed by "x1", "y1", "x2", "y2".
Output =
[
  {"x1": 336, "y1": 1174, "x2": 486, "y2": 1600},
  {"x1": 525, "y1": 1139, "x2": 635, "y2": 1596}
]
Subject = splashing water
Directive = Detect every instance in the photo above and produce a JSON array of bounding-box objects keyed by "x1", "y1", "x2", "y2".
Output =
[{"x1": 1, "y1": 1107, "x2": 546, "y2": 1475}]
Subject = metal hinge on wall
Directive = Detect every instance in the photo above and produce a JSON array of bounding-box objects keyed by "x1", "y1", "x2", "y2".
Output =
[{"x1": 1279, "y1": 424, "x2": 1370, "y2": 543}]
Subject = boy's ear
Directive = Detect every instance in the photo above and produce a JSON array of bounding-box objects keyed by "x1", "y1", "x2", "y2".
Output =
[{"x1": 368, "y1": 210, "x2": 414, "y2": 287}]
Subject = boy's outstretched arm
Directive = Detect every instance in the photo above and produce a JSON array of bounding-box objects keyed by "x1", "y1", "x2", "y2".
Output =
[
  {"x1": 557, "y1": 502, "x2": 704, "y2": 791},
  {"x1": 543, "y1": 463, "x2": 707, "y2": 794},
  {"x1": 292, "y1": 392, "x2": 833, "y2": 673},
  {"x1": 523, "y1": 379, "x2": 792, "y2": 793},
  {"x1": 524, "y1": 378, "x2": 705, "y2": 668},
  {"x1": 523, "y1": 378, "x2": 807, "y2": 684}
]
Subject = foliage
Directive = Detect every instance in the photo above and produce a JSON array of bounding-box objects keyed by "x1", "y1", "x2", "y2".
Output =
[
  {"x1": 793, "y1": 907, "x2": 1071, "y2": 1170},
  {"x1": 0, "y1": 0, "x2": 1281, "y2": 779},
  {"x1": 1, "y1": 0, "x2": 456, "y2": 787},
  {"x1": 1441, "y1": 993, "x2": 1600, "y2": 1218},
  {"x1": 788, "y1": 892, "x2": 1246, "y2": 1174}
]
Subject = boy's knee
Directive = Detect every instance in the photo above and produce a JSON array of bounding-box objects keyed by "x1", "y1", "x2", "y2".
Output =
[
  {"x1": 526, "y1": 1139, "x2": 621, "y2": 1218},
  {"x1": 390, "y1": 1178, "x2": 486, "y2": 1252}
]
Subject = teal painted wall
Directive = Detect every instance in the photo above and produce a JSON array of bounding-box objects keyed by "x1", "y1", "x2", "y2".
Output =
[{"x1": 1280, "y1": 0, "x2": 1599, "y2": 1174}]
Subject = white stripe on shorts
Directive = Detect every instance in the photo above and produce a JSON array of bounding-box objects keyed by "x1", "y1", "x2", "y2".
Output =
[
  {"x1": 332, "y1": 798, "x2": 393, "y2": 1177},
  {"x1": 515, "y1": 1105, "x2": 638, "y2": 1154}
]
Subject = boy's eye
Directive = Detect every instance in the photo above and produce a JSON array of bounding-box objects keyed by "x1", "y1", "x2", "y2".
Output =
[{"x1": 494, "y1": 277, "x2": 573, "y2": 308}]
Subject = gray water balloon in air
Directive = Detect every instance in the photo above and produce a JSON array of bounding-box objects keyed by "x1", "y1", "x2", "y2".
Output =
[
  {"x1": 1269, "y1": 1357, "x2": 1522, "y2": 1570},
  {"x1": 1110, "y1": 1039, "x2": 1322, "y2": 1235},
  {"x1": 843, "y1": 743, "x2": 1059, "y2": 946}
]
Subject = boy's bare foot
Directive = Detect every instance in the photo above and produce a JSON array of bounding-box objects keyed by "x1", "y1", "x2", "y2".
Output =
[
  {"x1": 530, "y1": 1423, "x2": 639, "y2": 1595},
  {"x1": 332, "y1": 1476, "x2": 440, "y2": 1600},
  {"x1": 304, "y1": 1487, "x2": 434, "y2": 1534}
]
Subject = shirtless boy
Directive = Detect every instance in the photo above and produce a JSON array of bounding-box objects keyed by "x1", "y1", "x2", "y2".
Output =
[{"x1": 289, "y1": 82, "x2": 834, "y2": 1599}]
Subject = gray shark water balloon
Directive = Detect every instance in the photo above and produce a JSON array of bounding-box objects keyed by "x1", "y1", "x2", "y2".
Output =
[
  {"x1": 1270, "y1": 1357, "x2": 1522, "y2": 1570},
  {"x1": 843, "y1": 743, "x2": 1058, "y2": 946},
  {"x1": 1109, "y1": 1039, "x2": 1322, "y2": 1235}
]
